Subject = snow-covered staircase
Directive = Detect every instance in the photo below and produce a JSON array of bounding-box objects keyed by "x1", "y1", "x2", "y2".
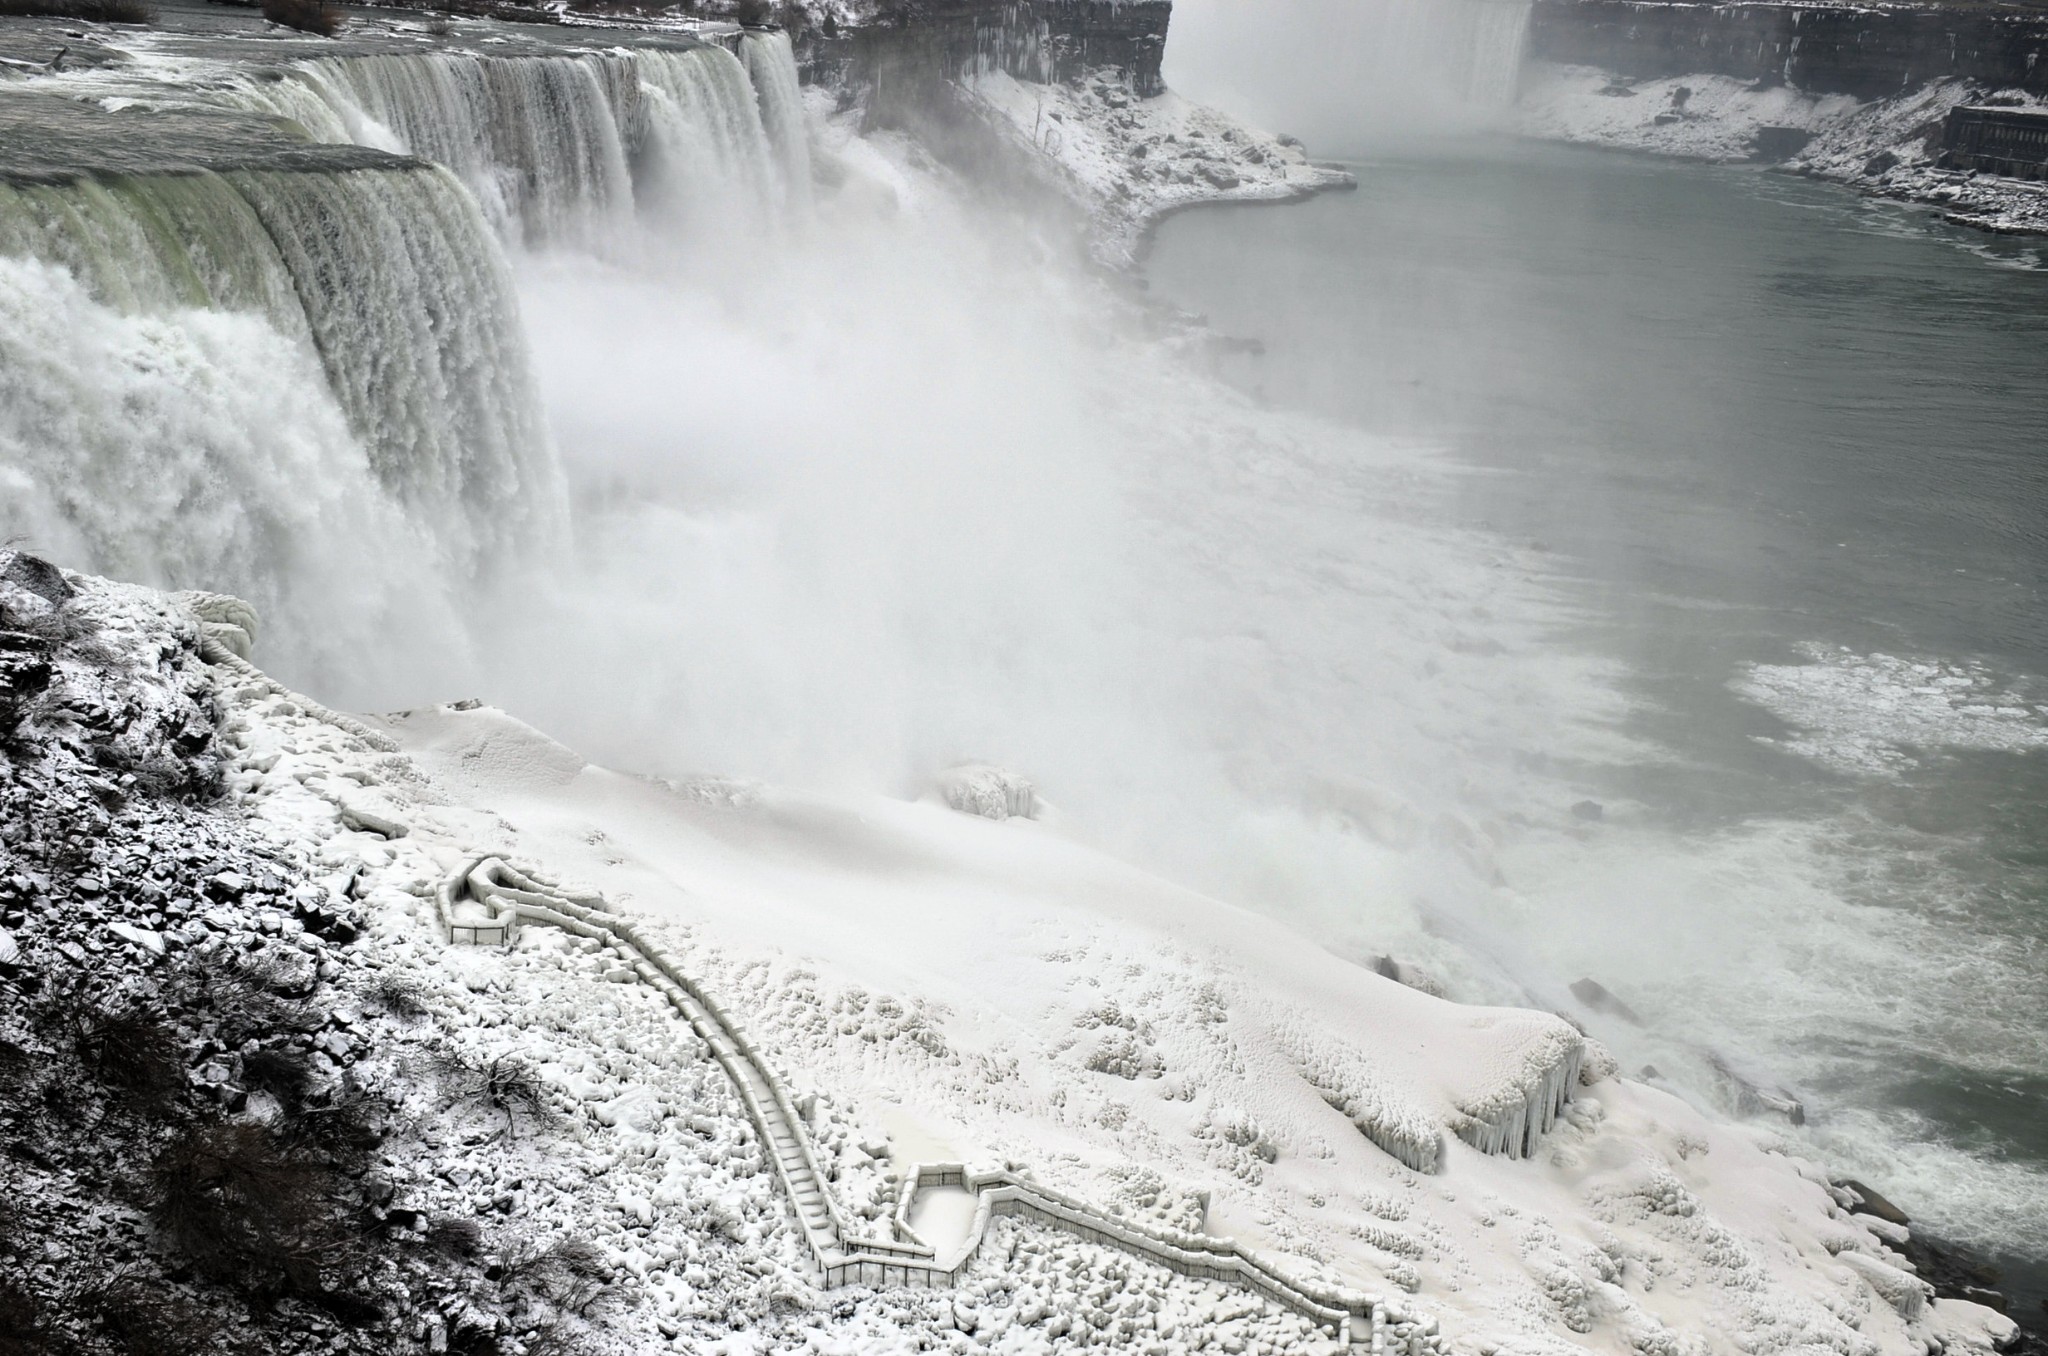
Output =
[{"x1": 433, "y1": 857, "x2": 1435, "y2": 1352}]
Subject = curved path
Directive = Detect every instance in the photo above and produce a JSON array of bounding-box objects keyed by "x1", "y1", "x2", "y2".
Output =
[{"x1": 437, "y1": 858, "x2": 1438, "y2": 1354}]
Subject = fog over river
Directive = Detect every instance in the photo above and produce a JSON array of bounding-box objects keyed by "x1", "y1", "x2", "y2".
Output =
[{"x1": 1158, "y1": 11, "x2": 2048, "y2": 1303}]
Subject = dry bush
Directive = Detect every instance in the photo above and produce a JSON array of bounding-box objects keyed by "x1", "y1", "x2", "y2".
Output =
[
  {"x1": 149, "y1": 1122, "x2": 361, "y2": 1301},
  {"x1": 83, "y1": 1273, "x2": 227, "y2": 1356},
  {"x1": 433, "y1": 1051, "x2": 553, "y2": 1140},
  {"x1": 73, "y1": 1003, "x2": 186, "y2": 1109},
  {"x1": 260, "y1": 0, "x2": 341, "y2": 36},
  {"x1": 368, "y1": 970, "x2": 433, "y2": 1020},
  {"x1": 500, "y1": 1238, "x2": 611, "y2": 1317},
  {"x1": 239, "y1": 1044, "x2": 316, "y2": 1105},
  {"x1": 0, "y1": 1274, "x2": 42, "y2": 1356}
]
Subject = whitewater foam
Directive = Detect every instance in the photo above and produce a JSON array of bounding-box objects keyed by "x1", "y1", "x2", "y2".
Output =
[{"x1": 1738, "y1": 644, "x2": 2048, "y2": 776}]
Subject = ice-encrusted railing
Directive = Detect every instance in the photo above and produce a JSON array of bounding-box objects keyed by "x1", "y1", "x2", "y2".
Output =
[{"x1": 434, "y1": 859, "x2": 1437, "y2": 1352}]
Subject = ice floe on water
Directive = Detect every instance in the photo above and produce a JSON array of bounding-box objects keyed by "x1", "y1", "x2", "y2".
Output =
[{"x1": 1736, "y1": 644, "x2": 2048, "y2": 777}]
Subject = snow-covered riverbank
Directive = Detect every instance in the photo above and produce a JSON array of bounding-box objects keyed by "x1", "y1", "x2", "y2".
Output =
[{"x1": 1518, "y1": 63, "x2": 2048, "y2": 236}]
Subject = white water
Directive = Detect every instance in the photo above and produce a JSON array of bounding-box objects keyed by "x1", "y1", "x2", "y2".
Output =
[
  {"x1": 0, "y1": 252, "x2": 465, "y2": 687},
  {"x1": 740, "y1": 32, "x2": 814, "y2": 216},
  {"x1": 0, "y1": 165, "x2": 557, "y2": 578},
  {"x1": 637, "y1": 46, "x2": 780, "y2": 237}
]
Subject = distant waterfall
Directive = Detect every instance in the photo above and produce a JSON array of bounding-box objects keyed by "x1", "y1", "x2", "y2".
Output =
[
  {"x1": 1377, "y1": 0, "x2": 1533, "y2": 108},
  {"x1": 739, "y1": 31, "x2": 814, "y2": 214},
  {"x1": 0, "y1": 165, "x2": 559, "y2": 589}
]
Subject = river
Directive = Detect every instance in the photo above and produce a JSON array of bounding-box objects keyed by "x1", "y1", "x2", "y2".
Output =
[{"x1": 1147, "y1": 138, "x2": 2048, "y2": 1312}]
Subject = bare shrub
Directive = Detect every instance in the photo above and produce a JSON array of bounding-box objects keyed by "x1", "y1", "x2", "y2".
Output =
[
  {"x1": 149, "y1": 1122, "x2": 359, "y2": 1301},
  {"x1": 260, "y1": 0, "x2": 341, "y2": 36},
  {"x1": 84, "y1": 1272, "x2": 227, "y2": 1356},
  {"x1": 368, "y1": 969, "x2": 433, "y2": 1019},
  {"x1": 436, "y1": 1052, "x2": 553, "y2": 1140},
  {"x1": 240, "y1": 1043, "x2": 316, "y2": 1104},
  {"x1": 428, "y1": 1215, "x2": 484, "y2": 1258},
  {"x1": 74, "y1": 1003, "x2": 186, "y2": 1108},
  {"x1": 0, "y1": 1273, "x2": 43, "y2": 1356},
  {"x1": 501, "y1": 1238, "x2": 611, "y2": 1317}
]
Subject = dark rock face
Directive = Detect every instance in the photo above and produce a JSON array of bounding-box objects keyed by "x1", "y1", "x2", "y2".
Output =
[
  {"x1": 1528, "y1": 0, "x2": 2048, "y2": 99},
  {"x1": 804, "y1": 0, "x2": 1174, "y2": 99}
]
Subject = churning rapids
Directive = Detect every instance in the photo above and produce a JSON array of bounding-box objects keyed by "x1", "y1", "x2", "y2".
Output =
[{"x1": 0, "y1": 0, "x2": 2042, "y2": 1344}]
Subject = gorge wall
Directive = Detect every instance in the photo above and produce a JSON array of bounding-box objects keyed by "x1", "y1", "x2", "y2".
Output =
[
  {"x1": 801, "y1": 0, "x2": 1172, "y2": 98},
  {"x1": 1527, "y1": 0, "x2": 2048, "y2": 98}
]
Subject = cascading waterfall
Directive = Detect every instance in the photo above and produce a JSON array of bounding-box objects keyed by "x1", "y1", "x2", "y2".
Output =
[
  {"x1": 225, "y1": 39, "x2": 809, "y2": 245},
  {"x1": 633, "y1": 45, "x2": 779, "y2": 234},
  {"x1": 739, "y1": 31, "x2": 814, "y2": 214},
  {"x1": 0, "y1": 162, "x2": 559, "y2": 597},
  {"x1": 284, "y1": 53, "x2": 639, "y2": 248},
  {"x1": 225, "y1": 165, "x2": 557, "y2": 544}
]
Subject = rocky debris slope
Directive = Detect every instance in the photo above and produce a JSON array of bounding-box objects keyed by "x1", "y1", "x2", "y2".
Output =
[{"x1": 0, "y1": 556, "x2": 609, "y2": 1356}]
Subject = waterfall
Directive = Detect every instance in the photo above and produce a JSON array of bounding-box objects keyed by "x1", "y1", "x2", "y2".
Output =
[
  {"x1": 1378, "y1": 0, "x2": 1533, "y2": 108},
  {"x1": 0, "y1": 163, "x2": 559, "y2": 595},
  {"x1": 739, "y1": 31, "x2": 814, "y2": 214},
  {"x1": 223, "y1": 41, "x2": 808, "y2": 244},
  {"x1": 634, "y1": 45, "x2": 779, "y2": 234},
  {"x1": 225, "y1": 165, "x2": 558, "y2": 546},
  {"x1": 284, "y1": 53, "x2": 639, "y2": 248}
]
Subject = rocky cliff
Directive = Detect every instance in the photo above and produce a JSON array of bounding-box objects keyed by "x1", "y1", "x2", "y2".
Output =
[
  {"x1": 801, "y1": 0, "x2": 1173, "y2": 98},
  {"x1": 1527, "y1": 0, "x2": 2048, "y2": 99}
]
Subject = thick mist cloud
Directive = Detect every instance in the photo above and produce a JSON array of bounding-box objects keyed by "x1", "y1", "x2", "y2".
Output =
[{"x1": 1163, "y1": 0, "x2": 1533, "y2": 150}]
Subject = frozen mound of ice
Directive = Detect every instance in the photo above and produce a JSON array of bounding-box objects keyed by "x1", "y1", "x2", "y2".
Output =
[
  {"x1": 1439, "y1": 1015, "x2": 1584, "y2": 1159},
  {"x1": 1736, "y1": 643, "x2": 2048, "y2": 777},
  {"x1": 1276, "y1": 1017, "x2": 1444, "y2": 1173},
  {"x1": 936, "y1": 762, "x2": 1038, "y2": 821},
  {"x1": 175, "y1": 589, "x2": 260, "y2": 661}
]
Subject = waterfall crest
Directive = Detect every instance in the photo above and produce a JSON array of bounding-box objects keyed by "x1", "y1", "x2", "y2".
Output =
[
  {"x1": 223, "y1": 39, "x2": 812, "y2": 248},
  {"x1": 291, "y1": 52, "x2": 639, "y2": 248}
]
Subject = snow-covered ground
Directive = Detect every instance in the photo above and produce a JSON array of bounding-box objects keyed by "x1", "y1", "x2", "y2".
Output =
[
  {"x1": 964, "y1": 68, "x2": 1357, "y2": 264},
  {"x1": 1518, "y1": 63, "x2": 2048, "y2": 236},
  {"x1": 17, "y1": 560, "x2": 2005, "y2": 1356}
]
